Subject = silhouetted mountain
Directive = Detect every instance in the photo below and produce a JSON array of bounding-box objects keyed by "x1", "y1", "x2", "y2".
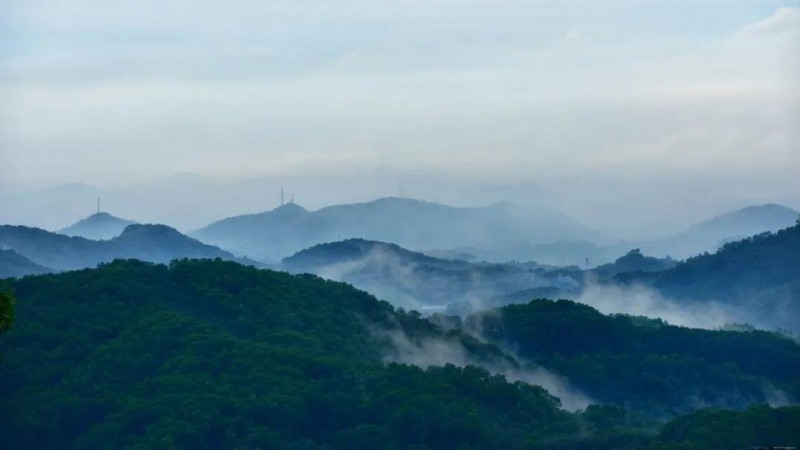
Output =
[
  {"x1": 641, "y1": 204, "x2": 799, "y2": 258},
  {"x1": 0, "y1": 224, "x2": 257, "y2": 271},
  {"x1": 194, "y1": 197, "x2": 597, "y2": 262},
  {"x1": 0, "y1": 249, "x2": 54, "y2": 279},
  {"x1": 592, "y1": 249, "x2": 677, "y2": 279},
  {"x1": 281, "y1": 238, "x2": 582, "y2": 312},
  {"x1": 58, "y1": 212, "x2": 136, "y2": 240}
]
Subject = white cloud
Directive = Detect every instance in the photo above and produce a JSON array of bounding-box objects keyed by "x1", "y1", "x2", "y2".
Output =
[{"x1": 741, "y1": 7, "x2": 800, "y2": 36}]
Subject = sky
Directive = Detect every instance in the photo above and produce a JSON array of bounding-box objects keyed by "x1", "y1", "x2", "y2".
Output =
[{"x1": 1, "y1": 0, "x2": 799, "y2": 236}]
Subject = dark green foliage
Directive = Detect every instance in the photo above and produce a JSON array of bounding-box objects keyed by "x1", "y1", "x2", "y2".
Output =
[
  {"x1": 2, "y1": 259, "x2": 797, "y2": 449},
  {"x1": 468, "y1": 299, "x2": 800, "y2": 415},
  {"x1": 0, "y1": 259, "x2": 578, "y2": 449},
  {"x1": 0, "y1": 290, "x2": 13, "y2": 334},
  {"x1": 632, "y1": 221, "x2": 800, "y2": 332},
  {"x1": 656, "y1": 405, "x2": 800, "y2": 449}
]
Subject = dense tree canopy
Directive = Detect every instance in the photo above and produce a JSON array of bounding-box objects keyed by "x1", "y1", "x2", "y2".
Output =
[
  {"x1": 1, "y1": 259, "x2": 797, "y2": 449},
  {"x1": 467, "y1": 299, "x2": 800, "y2": 415}
]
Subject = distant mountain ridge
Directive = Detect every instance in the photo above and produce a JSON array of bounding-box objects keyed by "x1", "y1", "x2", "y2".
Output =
[
  {"x1": 639, "y1": 203, "x2": 799, "y2": 259},
  {"x1": 58, "y1": 212, "x2": 136, "y2": 240},
  {"x1": 0, "y1": 249, "x2": 54, "y2": 279},
  {"x1": 281, "y1": 238, "x2": 583, "y2": 312},
  {"x1": 0, "y1": 223, "x2": 258, "y2": 271},
  {"x1": 194, "y1": 197, "x2": 598, "y2": 262}
]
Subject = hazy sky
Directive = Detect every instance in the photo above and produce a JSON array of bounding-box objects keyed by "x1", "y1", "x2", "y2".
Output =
[{"x1": 1, "y1": 1, "x2": 798, "y2": 235}]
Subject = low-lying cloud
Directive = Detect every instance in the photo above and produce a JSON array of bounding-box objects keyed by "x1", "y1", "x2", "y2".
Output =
[
  {"x1": 379, "y1": 328, "x2": 594, "y2": 411},
  {"x1": 576, "y1": 281, "x2": 735, "y2": 329}
]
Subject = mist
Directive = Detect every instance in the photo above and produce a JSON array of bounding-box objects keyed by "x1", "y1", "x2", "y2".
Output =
[
  {"x1": 575, "y1": 282, "x2": 735, "y2": 330},
  {"x1": 379, "y1": 328, "x2": 594, "y2": 412}
]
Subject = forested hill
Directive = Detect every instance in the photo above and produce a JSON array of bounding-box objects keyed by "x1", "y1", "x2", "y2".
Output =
[
  {"x1": 2, "y1": 259, "x2": 799, "y2": 449},
  {"x1": 466, "y1": 299, "x2": 800, "y2": 415},
  {"x1": 0, "y1": 224, "x2": 258, "y2": 271},
  {"x1": 0, "y1": 259, "x2": 575, "y2": 449},
  {"x1": 619, "y1": 220, "x2": 800, "y2": 332}
]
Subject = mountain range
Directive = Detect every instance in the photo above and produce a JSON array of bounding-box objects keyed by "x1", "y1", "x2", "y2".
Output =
[
  {"x1": 0, "y1": 223, "x2": 257, "y2": 274},
  {"x1": 193, "y1": 197, "x2": 598, "y2": 263}
]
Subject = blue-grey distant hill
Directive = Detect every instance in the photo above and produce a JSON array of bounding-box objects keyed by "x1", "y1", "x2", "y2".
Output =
[
  {"x1": 281, "y1": 238, "x2": 583, "y2": 312},
  {"x1": 193, "y1": 197, "x2": 598, "y2": 263},
  {"x1": 0, "y1": 224, "x2": 259, "y2": 271},
  {"x1": 461, "y1": 204, "x2": 800, "y2": 265},
  {"x1": 639, "y1": 203, "x2": 799, "y2": 259},
  {"x1": 58, "y1": 212, "x2": 136, "y2": 240},
  {"x1": 0, "y1": 248, "x2": 54, "y2": 279}
]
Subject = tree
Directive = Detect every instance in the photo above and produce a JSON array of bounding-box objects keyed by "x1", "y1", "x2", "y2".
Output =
[{"x1": 0, "y1": 290, "x2": 13, "y2": 335}]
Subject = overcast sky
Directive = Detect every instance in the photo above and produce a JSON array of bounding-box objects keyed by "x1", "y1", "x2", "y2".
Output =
[{"x1": 1, "y1": 1, "x2": 798, "y2": 235}]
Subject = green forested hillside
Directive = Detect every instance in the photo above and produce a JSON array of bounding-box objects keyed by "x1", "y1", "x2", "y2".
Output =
[
  {"x1": 1, "y1": 259, "x2": 797, "y2": 449},
  {"x1": 0, "y1": 259, "x2": 578, "y2": 449},
  {"x1": 467, "y1": 299, "x2": 800, "y2": 415},
  {"x1": 631, "y1": 221, "x2": 800, "y2": 332}
]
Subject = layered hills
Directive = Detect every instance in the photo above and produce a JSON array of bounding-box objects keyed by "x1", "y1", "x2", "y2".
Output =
[
  {"x1": 193, "y1": 197, "x2": 597, "y2": 262},
  {"x1": 0, "y1": 224, "x2": 256, "y2": 272},
  {"x1": 1, "y1": 260, "x2": 798, "y2": 449},
  {"x1": 58, "y1": 212, "x2": 136, "y2": 240}
]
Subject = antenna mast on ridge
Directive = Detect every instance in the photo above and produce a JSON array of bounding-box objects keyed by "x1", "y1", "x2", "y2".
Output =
[
  {"x1": 281, "y1": 187, "x2": 284, "y2": 206},
  {"x1": 97, "y1": 198, "x2": 101, "y2": 214}
]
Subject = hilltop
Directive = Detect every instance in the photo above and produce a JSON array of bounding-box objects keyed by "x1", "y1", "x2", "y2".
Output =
[{"x1": 58, "y1": 212, "x2": 136, "y2": 240}]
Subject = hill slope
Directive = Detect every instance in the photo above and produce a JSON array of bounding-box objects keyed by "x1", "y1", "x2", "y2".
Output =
[
  {"x1": 467, "y1": 299, "x2": 800, "y2": 415},
  {"x1": 2, "y1": 260, "x2": 798, "y2": 449},
  {"x1": 58, "y1": 212, "x2": 136, "y2": 240},
  {"x1": 642, "y1": 204, "x2": 799, "y2": 258},
  {"x1": 0, "y1": 259, "x2": 577, "y2": 449},
  {"x1": 281, "y1": 238, "x2": 581, "y2": 311},
  {"x1": 0, "y1": 224, "x2": 256, "y2": 271},
  {"x1": 617, "y1": 220, "x2": 800, "y2": 332},
  {"x1": 0, "y1": 249, "x2": 54, "y2": 279},
  {"x1": 193, "y1": 197, "x2": 596, "y2": 262}
]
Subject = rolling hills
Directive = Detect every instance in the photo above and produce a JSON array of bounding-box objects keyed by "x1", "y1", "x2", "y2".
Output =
[
  {"x1": 281, "y1": 238, "x2": 582, "y2": 312},
  {"x1": 193, "y1": 197, "x2": 597, "y2": 262},
  {"x1": 0, "y1": 224, "x2": 257, "y2": 272},
  {"x1": 2, "y1": 260, "x2": 798, "y2": 449}
]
